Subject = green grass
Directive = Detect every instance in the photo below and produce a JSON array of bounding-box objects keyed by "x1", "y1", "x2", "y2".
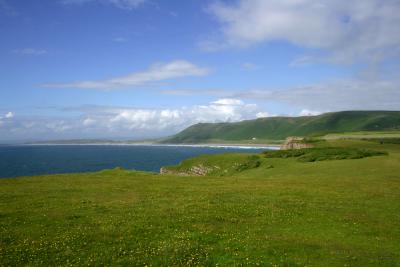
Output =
[
  {"x1": 366, "y1": 138, "x2": 400, "y2": 144},
  {"x1": 162, "y1": 111, "x2": 400, "y2": 143},
  {"x1": 173, "y1": 138, "x2": 285, "y2": 145},
  {"x1": 322, "y1": 130, "x2": 400, "y2": 140},
  {"x1": 1, "y1": 140, "x2": 400, "y2": 266},
  {"x1": 163, "y1": 153, "x2": 262, "y2": 176},
  {"x1": 263, "y1": 147, "x2": 387, "y2": 162}
]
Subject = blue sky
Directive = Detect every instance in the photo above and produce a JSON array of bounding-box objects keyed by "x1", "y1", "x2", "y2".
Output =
[{"x1": 0, "y1": 0, "x2": 399, "y2": 142}]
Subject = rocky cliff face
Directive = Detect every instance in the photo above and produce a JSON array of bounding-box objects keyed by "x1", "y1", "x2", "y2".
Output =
[{"x1": 280, "y1": 137, "x2": 314, "y2": 150}]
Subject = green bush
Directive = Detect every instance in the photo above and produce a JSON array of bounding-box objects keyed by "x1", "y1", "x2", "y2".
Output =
[{"x1": 235, "y1": 155, "x2": 261, "y2": 172}]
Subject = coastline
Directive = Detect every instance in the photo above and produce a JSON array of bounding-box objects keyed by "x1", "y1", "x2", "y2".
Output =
[
  {"x1": 150, "y1": 143, "x2": 280, "y2": 150},
  {"x1": 1, "y1": 143, "x2": 279, "y2": 178},
  {"x1": 23, "y1": 143, "x2": 280, "y2": 150}
]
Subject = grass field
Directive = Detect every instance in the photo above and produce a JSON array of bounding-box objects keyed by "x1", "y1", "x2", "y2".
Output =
[
  {"x1": 322, "y1": 130, "x2": 400, "y2": 140},
  {"x1": 1, "y1": 139, "x2": 400, "y2": 266}
]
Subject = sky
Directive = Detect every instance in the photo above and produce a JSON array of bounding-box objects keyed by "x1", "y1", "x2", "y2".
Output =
[{"x1": 0, "y1": 0, "x2": 400, "y2": 142}]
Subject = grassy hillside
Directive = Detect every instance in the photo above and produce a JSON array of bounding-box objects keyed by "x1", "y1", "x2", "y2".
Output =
[
  {"x1": 162, "y1": 111, "x2": 400, "y2": 143},
  {"x1": 1, "y1": 139, "x2": 400, "y2": 266}
]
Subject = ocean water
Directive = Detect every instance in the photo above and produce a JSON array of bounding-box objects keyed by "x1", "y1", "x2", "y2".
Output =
[{"x1": 0, "y1": 145, "x2": 270, "y2": 178}]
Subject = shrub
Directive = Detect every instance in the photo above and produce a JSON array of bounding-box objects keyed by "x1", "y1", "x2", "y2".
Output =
[{"x1": 235, "y1": 155, "x2": 261, "y2": 171}]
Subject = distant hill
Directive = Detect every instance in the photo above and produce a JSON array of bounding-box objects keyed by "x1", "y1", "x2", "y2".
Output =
[{"x1": 162, "y1": 111, "x2": 400, "y2": 143}]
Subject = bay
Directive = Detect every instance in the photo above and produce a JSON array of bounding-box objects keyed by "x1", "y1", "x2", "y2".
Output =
[{"x1": 0, "y1": 144, "x2": 270, "y2": 178}]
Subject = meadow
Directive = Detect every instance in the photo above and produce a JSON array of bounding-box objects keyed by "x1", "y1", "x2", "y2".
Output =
[{"x1": 1, "y1": 138, "x2": 399, "y2": 266}]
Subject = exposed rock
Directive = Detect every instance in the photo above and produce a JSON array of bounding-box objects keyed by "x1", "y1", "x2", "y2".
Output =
[
  {"x1": 159, "y1": 167, "x2": 168, "y2": 174},
  {"x1": 160, "y1": 164, "x2": 214, "y2": 176},
  {"x1": 280, "y1": 136, "x2": 313, "y2": 150},
  {"x1": 188, "y1": 165, "x2": 214, "y2": 176},
  {"x1": 159, "y1": 167, "x2": 189, "y2": 176}
]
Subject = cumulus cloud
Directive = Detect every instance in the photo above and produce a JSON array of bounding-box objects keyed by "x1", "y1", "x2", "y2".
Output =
[
  {"x1": 298, "y1": 109, "x2": 322, "y2": 116},
  {"x1": 80, "y1": 98, "x2": 260, "y2": 132},
  {"x1": 62, "y1": 0, "x2": 146, "y2": 10},
  {"x1": 0, "y1": 112, "x2": 14, "y2": 119},
  {"x1": 0, "y1": 112, "x2": 14, "y2": 130},
  {"x1": 0, "y1": 99, "x2": 269, "y2": 141},
  {"x1": 256, "y1": 112, "x2": 270, "y2": 118},
  {"x1": 212, "y1": 98, "x2": 244, "y2": 106},
  {"x1": 207, "y1": 0, "x2": 400, "y2": 62},
  {"x1": 42, "y1": 60, "x2": 210, "y2": 90},
  {"x1": 5, "y1": 112, "x2": 14, "y2": 119},
  {"x1": 13, "y1": 48, "x2": 47, "y2": 55}
]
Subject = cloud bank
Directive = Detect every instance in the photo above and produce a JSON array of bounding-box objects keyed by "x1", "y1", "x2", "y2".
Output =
[
  {"x1": 0, "y1": 99, "x2": 267, "y2": 141},
  {"x1": 163, "y1": 77, "x2": 400, "y2": 112},
  {"x1": 233, "y1": 78, "x2": 400, "y2": 111},
  {"x1": 207, "y1": 0, "x2": 400, "y2": 62},
  {"x1": 43, "y1": 60, "x2": 209, "y2": 90}
]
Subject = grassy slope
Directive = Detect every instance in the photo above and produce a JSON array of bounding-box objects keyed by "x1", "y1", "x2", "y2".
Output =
[
  {"x1": 162, "y1": 111, "x2": 400, "y2": 143},
  {"x1": 1, "y1": 140, "x2": 400, "y2": 266},
  {"x1": 323, "y1": 130, "x2": 400, "y2": 140}
]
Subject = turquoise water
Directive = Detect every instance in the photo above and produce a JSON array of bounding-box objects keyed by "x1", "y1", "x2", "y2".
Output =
[{"x1": 0, "y1": 145, "x2": 267, "y2": 178}]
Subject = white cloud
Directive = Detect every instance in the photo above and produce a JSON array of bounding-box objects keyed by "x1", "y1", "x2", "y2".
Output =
[
  {"x1": 298, "y1": 109, "x2": 322, "y2": 116},
  {"x1": 212, "y1": 98, "x2": 244, "y2": 106},
  {"x1": 162, "y1": 76, "x2": 400, "y2": 112},
  {"x1": 45, "y1": 121, "x2": 73, "y2": 133},
  {"x1": 5, "y1": 112, "x2": 14, "y2": 119},
  {"x1": 0, "y1": 99, "x2": 269, "y2": 140},
  {"x1": 233, "y1": 78, "x2": 400, "y2": 111},
  {"x1": 42, "y1": 60, "x2": 210, "y2": 90},
  {"x1": 256, "y1": 112, "x2": 270, "y2": 118},
  {"x1": 207, "y1": 0, "x2": 400, "y2": 62},
  {"x1": 13, "y1": 48, "x2": 47, "y2": 55},
  {"x1": 62, "y1": 0, "x2": 146, "y2": 10},
  {"x1": 0, "y1": 112, "x2": 14, "y2": 130},
  {"x1": 92, "y1": 98, "x2": 259, "y2": 132},
  {"x1": 83, "y1": 118, "x2": 96, "y2": 126}
]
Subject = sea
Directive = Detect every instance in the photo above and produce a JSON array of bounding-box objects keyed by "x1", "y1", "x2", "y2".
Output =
[{"x1": 0, "y1": 144, "x2": 275, "y2": 178}]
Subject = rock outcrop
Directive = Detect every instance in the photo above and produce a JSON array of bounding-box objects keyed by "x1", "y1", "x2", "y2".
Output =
[
  {"x1": 280, "y1": 137, "x2": 314, "y2": 150},
  {"x1": 159, "y1": 167, "x2": 189, "y2": 176},
  {"x1": 160, "y1": 164, "x2": 216, "y2": 176}
]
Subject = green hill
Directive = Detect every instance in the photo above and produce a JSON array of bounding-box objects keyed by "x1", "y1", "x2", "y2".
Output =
[{"x1": 163, "y1": 111, "x2": 400, "y2": 143}]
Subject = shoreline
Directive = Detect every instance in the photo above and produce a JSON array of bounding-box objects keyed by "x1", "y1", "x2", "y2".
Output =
[{"x1": 21, "y1": 143, "x2": 280, "y2": 150}]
